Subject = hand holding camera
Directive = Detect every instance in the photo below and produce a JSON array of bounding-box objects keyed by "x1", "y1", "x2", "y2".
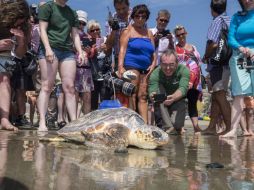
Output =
[{"x1": 150, "y1": 93, "x2": 167, "y2": 103}]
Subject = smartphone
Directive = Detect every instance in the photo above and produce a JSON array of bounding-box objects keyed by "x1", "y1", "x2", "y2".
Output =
[
  {"x1": 154, "y1": 94, "x2": 167, "y2": 103},
  {"x1": 82, "y1": 38, "x2": 93, "y2": 48}
]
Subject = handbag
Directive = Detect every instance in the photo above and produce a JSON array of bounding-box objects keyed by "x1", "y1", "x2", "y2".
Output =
[
  {"x1": 210, "y1": 18, "x2": 232, "y2": 65},
  {"x1": 21, "y1": 50, "x2": 38, "y2": 75}
]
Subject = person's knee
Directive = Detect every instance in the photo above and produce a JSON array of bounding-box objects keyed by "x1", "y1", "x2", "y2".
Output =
[
  {"x1": 62, "y1": 83, "x2": 75, "y2": 94},
  {"x1": 41, "y1": 82, "x2": 54, "y2": 94}
]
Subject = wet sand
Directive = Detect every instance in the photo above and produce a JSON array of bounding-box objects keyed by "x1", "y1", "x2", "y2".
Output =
[{"x1": 0, "y1": 120, "x2": 254, "y2": 190}]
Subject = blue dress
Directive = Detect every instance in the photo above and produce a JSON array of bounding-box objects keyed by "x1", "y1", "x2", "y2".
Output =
[
  {"x1": 124, "y1": 38, "x2": 155, "y2": 71},
  {"x1": 228, "y1": 10, "x2": 254, "y2": 96}
]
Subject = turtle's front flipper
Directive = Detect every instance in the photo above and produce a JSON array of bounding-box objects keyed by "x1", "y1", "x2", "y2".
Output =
[{"x1": 39, "y1": 136, "x2": 67, "y2": 142}]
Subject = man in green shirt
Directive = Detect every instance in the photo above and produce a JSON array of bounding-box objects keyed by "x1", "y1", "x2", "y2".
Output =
[{"x1": 149, "y1": 49, "x2": 190, "y2": 134}]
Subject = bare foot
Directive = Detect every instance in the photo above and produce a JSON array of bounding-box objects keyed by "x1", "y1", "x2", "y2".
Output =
[
  {"x1": 247, "y1": 130, "x2": 254, "y2": 136},
  {"x1": 241, "y1": 130, "x2": 252, "y2": 137},
  {"x1": 219, "y1": 129, "x2": 237, "y2": 138},
  {"x1": 1, "y1": 124, "x2": 18, "y2": 131},
  {"x1": 165, "y1": 127, "x2": 175, "y2": 134},
  {"x1": 38, "y1": 126, "x2": 48, "y2": 132},
  {"x1": 194, "y1": 131, "x2": 201, "y2": 135}
]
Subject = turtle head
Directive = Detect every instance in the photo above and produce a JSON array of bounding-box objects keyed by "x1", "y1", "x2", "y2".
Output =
[{"x1": 128, "y1": 125, "x2": 169, "y2": 149}]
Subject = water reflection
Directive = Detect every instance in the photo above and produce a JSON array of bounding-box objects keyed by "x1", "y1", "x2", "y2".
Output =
[{"x1": 1, "y1": 130, "x2": 254, "y2": 189}]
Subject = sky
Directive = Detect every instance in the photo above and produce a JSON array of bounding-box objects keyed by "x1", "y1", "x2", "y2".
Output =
[{"x1": 28, "y1": 0, "x2": 240, "y2": 56}]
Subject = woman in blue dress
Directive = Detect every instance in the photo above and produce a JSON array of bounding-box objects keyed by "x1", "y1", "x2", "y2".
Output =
[
  {"x1": 118, "y1": 4, "x2": 156, "y2": 123},
  {"x1": 221, "y1": 0, "x2": 254, "y2": 137}
]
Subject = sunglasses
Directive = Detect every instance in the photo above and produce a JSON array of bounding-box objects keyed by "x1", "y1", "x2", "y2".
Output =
[
  {"x1": 176, "y1": 33, "x2": 186, "y2": 37},
  {"x1": 90, "y1": 28, "x2": 100, "y2": 33},
  {"x1": 79, "y1": 22, "x2": 86, "y2": 26},
  {"x1": 134, "y1": 14, "x2": 147, "y2": 20},
  {"x1": 159, "y1": 18, "x2": 169, "y2": 23}
]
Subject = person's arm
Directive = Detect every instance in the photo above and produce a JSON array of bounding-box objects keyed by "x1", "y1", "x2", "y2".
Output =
[
  {"x1": 146, "y1": 30, "x2": 157, "y2": 78},
  {"x1": 72, "y1": 27, "x2": 84, "y2": 65},
  {"x1": 228, "y1": 14, "x2": 241, "y2": 50},
  {"x1": 105, "y1": 30, "x2": 117, "y2": 55},
  {"x1": 39, "y1": 20, "x2": 54, "y2": 63},
  {"x1": 118, "y1": 28, "x2": 129, "y2": 78}
]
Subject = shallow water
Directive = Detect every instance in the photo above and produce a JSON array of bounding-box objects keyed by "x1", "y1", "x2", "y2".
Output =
[{"x1": 0, "y1": 129, "x2": 254, "y2": 190}]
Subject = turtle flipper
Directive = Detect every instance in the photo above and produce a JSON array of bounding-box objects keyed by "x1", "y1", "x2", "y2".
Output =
[{"x1": 39, "y1": 136, "x2": 67, "y2": 142}]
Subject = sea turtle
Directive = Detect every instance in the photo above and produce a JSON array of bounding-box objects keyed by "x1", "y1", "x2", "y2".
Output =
[{"x1": 46, "y1": 108, "x2": 169, "y2": 151}]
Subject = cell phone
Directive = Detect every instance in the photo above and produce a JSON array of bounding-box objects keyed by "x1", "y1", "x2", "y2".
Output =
[
  {"x1": 82, "y1": 38, "x2": 93, "y2": 48},
  {"x1": 154, "y1": 94, "x2": 167, "y2": 103}
]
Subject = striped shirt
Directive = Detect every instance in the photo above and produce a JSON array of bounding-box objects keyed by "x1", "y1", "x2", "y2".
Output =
[{"x1": 207, "y1": 12, "x2": 231, "y2": 44}]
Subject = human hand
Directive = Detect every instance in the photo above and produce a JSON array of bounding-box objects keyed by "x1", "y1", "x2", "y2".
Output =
[
  {"x1": 163, "y1": 95, "x2": 175, "y2": 106},
  {"x1": 149, "y1": 92, "x2": 156, "y2": 102},
  {"x1": 77, "y1": 52, "x2": 85, "y2": 65},
  {"x1": 10, "y1": 28, "x2": 25, "y2": 44},
  {"x1": 117, "y1": 66, "x2": 126, "y2": 78},
  {"x1": 45, "y1": 48, "x2": 55, "y2": 63},
  {"x1": 0, "y1": 39, "x2": 14, "y2": 51}
]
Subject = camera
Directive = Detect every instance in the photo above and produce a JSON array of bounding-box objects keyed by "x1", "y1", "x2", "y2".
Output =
[
  {"x1": 237, "y1": 53, "x2": 254, "y2": 71},
  {"x1": 160, "y1": 30, "x2": 170, "y2": 37},
  {"x1": 153, "y1": 94, "x2": 167, "y2": 103},
  {"x1": 103, "y1": 74, "x2": 136, "y2": 96},
  {"x1": 82, "y1": 38, "x2": 93, "y2": 48},
  {"x1": 109, "y1": 18, "x2": 120, "y2": 31}
]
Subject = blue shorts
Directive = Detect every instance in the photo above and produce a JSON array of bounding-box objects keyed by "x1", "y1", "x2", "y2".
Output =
[{"x1": 38, "y1": 47, "x2": 75, "y2": 62}]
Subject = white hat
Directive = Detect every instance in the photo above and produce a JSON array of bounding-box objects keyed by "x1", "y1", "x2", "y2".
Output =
[{"x1": 76, "y1": 10, "x2": 88, "y2": 23}]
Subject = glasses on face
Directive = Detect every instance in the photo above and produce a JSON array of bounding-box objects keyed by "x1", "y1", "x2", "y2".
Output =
[
  {"x1": 134, "y1": 14, "x2": 147, "y2": 20},
  {"x1": 159, "y1": 18, "x2": 169, "y2": 23},
  {"x1": 90, "y1": 28, "x2": 100, "y2": 33},
  {"x1": 161, "y1": 63, "x2": 175, "y2": 69},
  {"x1": 79, "y1": 21, "x2": 86, "y2": 26},
  {"x1": 176, "y1": 33, "x2": 186, "y2": 38}
]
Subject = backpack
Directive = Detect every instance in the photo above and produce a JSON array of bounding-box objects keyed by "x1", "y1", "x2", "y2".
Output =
[{"x1": 210, "y1": 18, "x2": 232, "y2": 65}]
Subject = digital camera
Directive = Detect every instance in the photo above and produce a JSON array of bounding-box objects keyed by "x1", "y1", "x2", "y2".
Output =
[
  {"x1": 237, "y1": 53, "x2": 254, "y2": 71},
  {"x1": 104, "y1": 74, "x2": 136, "y2": 97}
]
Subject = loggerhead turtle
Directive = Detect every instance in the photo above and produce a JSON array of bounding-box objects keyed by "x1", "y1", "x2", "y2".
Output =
[{"x1": 52, "y1": 107, "x2": 169, "y2": 151}]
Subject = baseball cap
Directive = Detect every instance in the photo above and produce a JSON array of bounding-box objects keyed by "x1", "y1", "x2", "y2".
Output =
[{"x1": 76, "y1": 10, "x2": 88, "y2": 23}]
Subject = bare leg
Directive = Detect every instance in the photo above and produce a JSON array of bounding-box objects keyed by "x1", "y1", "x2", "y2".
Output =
[
  {"x1": 239, "y1": 109, "x2": 250, "y2": 136},
  {"x1": 202, "y1": 93, "x2": 220, "y2": 135},
  {"x1": 82, "y1": 92, "x2": 91, "y2": 115},
  {"x1": 57, "y1": 91, "x2": 65, "y2": 123},
  {"x1": 59, "y1": 60, "x2": 77, "y2": 121},
  {"x1": 191, "y1": 116, "x2": 202, "y2": 134},
  {"x1": 28, "y1": 95, "x2": 37, "y2": 125},
  {"x1": 37, "y1": 58, "x2": 58, "y2": 131},
  {"x1": 138, "y1": 74, "x2": 148, "y2": 123},
  {"x1": 0, "y1": 74, "x2": 18, "y2": 131},
  {"x1": 220, "y1": 96, "x2": 244, "y2": 138},
  {"x1": 245, "y1": 108, "x2": 254, "y2": 135}
]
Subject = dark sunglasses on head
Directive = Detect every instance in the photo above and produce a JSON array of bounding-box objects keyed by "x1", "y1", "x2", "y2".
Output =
[
  {"x1": 176, "y1": 33, "x2": 186, "y2": 37},
  {"x1": 159, "y1": 18, "x2": 169, "y2": 23},
  {"x1": 79, "y1": 21, "x2": 86, "y2": 26},
  {"x1": 90, "y1": 28, "x2": 100, "y2": 32}
]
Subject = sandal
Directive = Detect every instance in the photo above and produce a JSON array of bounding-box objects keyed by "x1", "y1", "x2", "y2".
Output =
[{"x1": 57, "y1": 121, "x2": 67, "y2": 129}]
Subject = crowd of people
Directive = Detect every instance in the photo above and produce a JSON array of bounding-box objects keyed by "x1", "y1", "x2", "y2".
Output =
[{"x1": 0, "y1": 0, "x2": 253, "y2": 137}]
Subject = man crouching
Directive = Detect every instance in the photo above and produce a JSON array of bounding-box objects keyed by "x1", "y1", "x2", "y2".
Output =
[{"x1": 149, "y1": 49, "x2": 190, "y2": 135}]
